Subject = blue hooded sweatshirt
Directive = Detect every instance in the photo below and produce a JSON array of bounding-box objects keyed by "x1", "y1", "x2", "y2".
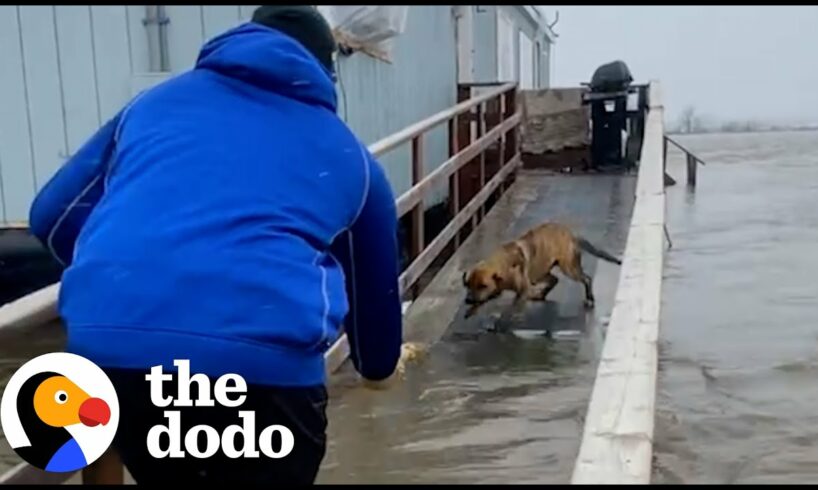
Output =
[{"x1": 28, "y1": 22, "x2": 403, "y2": 387}]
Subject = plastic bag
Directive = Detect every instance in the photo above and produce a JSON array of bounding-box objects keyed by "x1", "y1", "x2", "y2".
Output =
[{"x1": 317, "y1": 6, "x2": 410, "y2": 63}]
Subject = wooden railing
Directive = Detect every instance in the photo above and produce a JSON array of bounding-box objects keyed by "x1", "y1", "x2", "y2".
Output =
[
  {"x1": 570, "y1": 81, "x2": 667, "y2": 484},
  {"x1": 0, "y1": 82, "x2": 522, "y2": 485},
  {"x1": 325, "y1": 81, "x2": 521, "y2": 375}
]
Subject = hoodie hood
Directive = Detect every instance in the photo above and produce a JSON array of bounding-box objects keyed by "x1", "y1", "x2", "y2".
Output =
[{"x1": 195, "y1": 22, "x2": 337, "y2": 112}]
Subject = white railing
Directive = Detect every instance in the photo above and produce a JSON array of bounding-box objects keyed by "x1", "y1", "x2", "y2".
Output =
[{"x1": 570, "y1": 80, "x2": 666, "y2": 484}]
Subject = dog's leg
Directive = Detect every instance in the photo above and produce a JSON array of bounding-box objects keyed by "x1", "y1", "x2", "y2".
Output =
[
  {"x1": 513, "y1": 282, "x2": 532, "y2": 307},
  {"x1": 579, "y1": 272, "x2": 595, "y2": 309},
  {"x1": 525, "y1": 282, "x2": 548, "y2": 301},
  {"x1": 464, "y1": 303, "x2": 482, "y2": 319},
  {"x1": 533, "y1": 273, "x2": 559, "y2": 301},
  {"x1": 559, "y1": 253, "x2": 595, "y2": 309},
  {"x1": 507, "y1": 270, "x2": 534, "y2": 322},
  {"x1": 526, "y1": 260, "x2": 558, "y2": 301}
]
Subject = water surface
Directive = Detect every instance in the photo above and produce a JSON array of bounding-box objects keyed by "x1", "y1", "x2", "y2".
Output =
[
  {"x1": 318, "y1": 173, "x2": 635, "y2": 484},
  {"x1": 654, "y1": 130, "x2": 818, "y2": 484}
]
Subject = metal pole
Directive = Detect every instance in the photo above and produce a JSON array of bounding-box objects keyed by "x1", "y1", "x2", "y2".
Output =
[
  {"x1": 157, "y1": 5, "x2": 170, "y2": 72},
  {"x1": 143, "y1": 6, "x2": 161, "y2": 72},
  {"x1": 143, "y1": 5, "x2": 170, "y2": 72},
  {"x1": 686, "y1": 152, "x2": 696, "y2": 187}
]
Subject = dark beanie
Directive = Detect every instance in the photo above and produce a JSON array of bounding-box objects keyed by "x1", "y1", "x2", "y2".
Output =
[{"x1": 251, "y1": 5, "x2": 337, "y2": 76}]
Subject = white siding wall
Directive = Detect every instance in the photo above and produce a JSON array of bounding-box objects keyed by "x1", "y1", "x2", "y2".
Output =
[
  {"x1": 496, "y1": 9, "x2": 515, "y2": 83},
  {"x1": 0, "y1": 5, "x2": 259, "y2": 223},
  {"x1": 518, "y1": 31, "x2": 534, "y2": 90},
  {"x1": 0, "y1": 5, "x2": 551, "y2": 224},
  {"x1": 163, "y1": 6, "x2": 256, "y2": 73}
]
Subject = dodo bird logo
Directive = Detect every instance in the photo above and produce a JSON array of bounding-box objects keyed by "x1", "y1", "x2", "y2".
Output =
[{"x1": 1, "y1": 353, "x2": 119, "y2": 473}]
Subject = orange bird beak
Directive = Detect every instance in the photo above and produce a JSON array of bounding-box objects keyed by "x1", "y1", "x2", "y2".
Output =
[{"x1": 78, "y1": 398, "x2": 111, "y2": 427}]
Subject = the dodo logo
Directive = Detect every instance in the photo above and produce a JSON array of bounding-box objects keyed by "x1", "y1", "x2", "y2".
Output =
[{"x1": 0, "y1": 353, "x2": 119, "y2": 473}]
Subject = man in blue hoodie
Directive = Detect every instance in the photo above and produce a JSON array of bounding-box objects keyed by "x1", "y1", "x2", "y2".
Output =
[{"x1": 28, "y1": 5, "x2": 403, "y2": 484}]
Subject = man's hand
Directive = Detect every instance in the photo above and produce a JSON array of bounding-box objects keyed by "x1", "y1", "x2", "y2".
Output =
[{"x1": 361, "y1": 342, "x2": 425, "y2": 390}]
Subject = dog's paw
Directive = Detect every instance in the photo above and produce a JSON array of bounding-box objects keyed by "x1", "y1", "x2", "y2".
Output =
[
  {"x1": 463, "y1": 304, "x2": 481, "y2": 319},
  {"x1": 527, "y1": 284, "x2": 550, "y2": 301},
  {"x1": 400, "y1": 342, "x2": 426, "y2": 363}
]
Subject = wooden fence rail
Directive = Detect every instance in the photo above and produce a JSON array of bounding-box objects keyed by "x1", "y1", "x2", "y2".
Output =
[{"x1": 324, "y1": 81, "x2": 520, "y2": 378}]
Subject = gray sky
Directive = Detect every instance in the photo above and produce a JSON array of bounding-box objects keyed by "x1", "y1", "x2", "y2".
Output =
[{"x1": 543, "y1": 6, "x2": 818, "y2": 126}]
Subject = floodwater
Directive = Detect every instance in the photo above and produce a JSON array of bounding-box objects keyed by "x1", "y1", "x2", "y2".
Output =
[
  {"x1": 317, "y1": 172, "x2": 634, "y2": 484},
  {"x1": 0, "y1": 171, "x2": 634, "y2": 483},
  {"x1": 653, "y1": 130, "x2": 818, "y2": 484},
  {"x1": 317, "y1": 269, "x2": 622, "y2": 485}
]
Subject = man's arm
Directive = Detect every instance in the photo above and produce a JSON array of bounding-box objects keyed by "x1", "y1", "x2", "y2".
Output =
[
  {"x1": 331, "y1": 149, "x2": 403, "y2": 382},
  {"x1": 28, "y1": 113, "x2": 121, "y2": 267}
]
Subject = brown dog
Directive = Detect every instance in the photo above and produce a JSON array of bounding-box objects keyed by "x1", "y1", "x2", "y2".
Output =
[{"x1": 461, "y1": 222, "x2": 622, "y2": 318}]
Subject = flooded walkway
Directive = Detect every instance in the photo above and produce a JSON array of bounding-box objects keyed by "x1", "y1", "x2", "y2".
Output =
[
  {"x1": 319, "y1": 170, "x2": 636, "y2": 484},
  {"x1": 653, "y1": 130, "x2": 818, "y2": 484},
  {"x1": 0, "y1": 170, "x2": 637, "y2": 483}
]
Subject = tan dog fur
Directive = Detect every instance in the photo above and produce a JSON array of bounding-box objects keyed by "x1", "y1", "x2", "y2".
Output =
[
  {"x1": 361, "y1": 342, "x2": 427, "y2": 390},
  {"x1": 462, "y1": 222, "x2": 622, "y2": 318}
]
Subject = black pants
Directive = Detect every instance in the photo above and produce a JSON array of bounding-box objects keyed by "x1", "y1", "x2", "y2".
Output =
[{"x1": 104, "y1": 368, "x2": 327, "y2": 485}]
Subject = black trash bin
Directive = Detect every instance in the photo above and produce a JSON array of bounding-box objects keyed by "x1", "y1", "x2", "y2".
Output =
[{"x1": 584, "y1": 60, "x2": 634, "y2": 171}]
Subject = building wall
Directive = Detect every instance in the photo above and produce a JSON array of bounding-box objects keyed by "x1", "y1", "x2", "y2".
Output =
[
  {"x1": 0, "y1": 5, "x2": 550, "y2": 223},
  {"x1": 473, "y1": 7, "x2": 499, "y2": 83},
  {"x1": 333, "y1": 5, "x2": 457, "y2": 201},
  {"x1": 1, "y1": 6, "x2": 130, "y2": 223},
  {"x1": 0, "y1": 5, "x2": 258, "y2": 224},
  {"x1": 471, "y1": 6, "x2": 552, "y2": 87},
  {"x1": 502, "y1": 6, "x2": 547, "y2": 88}
]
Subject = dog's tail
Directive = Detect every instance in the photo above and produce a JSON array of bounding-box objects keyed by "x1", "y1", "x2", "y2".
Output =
[{"x1": 577, "y1": 236, "x2": 622, "y2": 265}]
